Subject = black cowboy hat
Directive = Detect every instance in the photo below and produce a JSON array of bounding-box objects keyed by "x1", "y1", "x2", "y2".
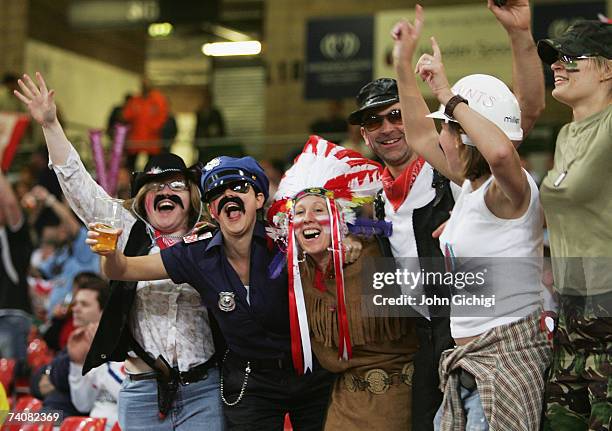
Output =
[{"x1": 131, "y1": 153, "x2": 200, "y2": 197}]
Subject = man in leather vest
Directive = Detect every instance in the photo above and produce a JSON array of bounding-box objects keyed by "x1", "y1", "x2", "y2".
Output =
[{"x1": 348, "y1": 77, "x2": 456, "y2": 430}]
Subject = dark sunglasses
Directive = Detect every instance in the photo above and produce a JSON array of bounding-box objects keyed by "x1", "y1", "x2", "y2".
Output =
[
  {"x1": 206, "y1": 181, "x2": 251, "y2": 202},
  {"x1": 361, "y1": 109, "x2": 402, "y2": 132},
  {"x1": 558, "y1": 55, "x2": 595, "y2": 70}
]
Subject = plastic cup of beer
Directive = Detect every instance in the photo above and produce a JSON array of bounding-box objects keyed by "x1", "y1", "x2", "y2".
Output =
[{"x1": 92, "y1": 197, "x2": 123, "y2": 252}]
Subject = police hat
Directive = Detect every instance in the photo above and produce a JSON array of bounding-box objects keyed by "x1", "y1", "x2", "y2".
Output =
[
  {"x1": 131, "y1": 153, "x2": 198, "y2": 197},
  {"x1": 200, "y1": 156, "x2": 269, "y2": 202},
  {"x1": 538, "y1": 20, "x2": 612, "y2": 65},
  {"x1": 348, "y1": 78, "x2": 399, "y2": 125}
]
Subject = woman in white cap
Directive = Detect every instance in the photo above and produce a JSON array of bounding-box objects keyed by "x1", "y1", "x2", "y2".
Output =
[
  {"x1": 537, "y1": 20, "x2": 612, "y2": 429},
  {"x1": 391, "y1": 6, "x2": 551, "y2": 431}
]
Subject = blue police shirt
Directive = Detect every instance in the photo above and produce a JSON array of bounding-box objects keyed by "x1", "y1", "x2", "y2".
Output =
[{"x1": 160, "y1": 221, "x2": 291, "y2": 359}]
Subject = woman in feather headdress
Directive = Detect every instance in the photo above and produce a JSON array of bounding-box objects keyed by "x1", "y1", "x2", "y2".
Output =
[{"x1": 268, "y1": 136, "x2": 419, "y2": 430}]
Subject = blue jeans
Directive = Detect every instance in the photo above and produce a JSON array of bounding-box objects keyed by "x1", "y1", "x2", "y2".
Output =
[
  {"x1": 0, "y1": 313, "x2": 31, "y2": 361},
  {"x1": 118, "y1": 368, "x2": 225, "y2": 430},
  {"x1": 434, "y1": 384, "x2": 489, "y2": 431}
]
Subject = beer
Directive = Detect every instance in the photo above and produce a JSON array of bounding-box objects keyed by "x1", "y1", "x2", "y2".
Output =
[{"x1": 93, "y1": 223, "x2": 120, "y2": 252}]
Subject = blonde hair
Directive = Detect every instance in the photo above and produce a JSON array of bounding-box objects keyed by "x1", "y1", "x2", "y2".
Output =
[{"x1": 592, "y1": 56, "x2": 611, "y2": 73}]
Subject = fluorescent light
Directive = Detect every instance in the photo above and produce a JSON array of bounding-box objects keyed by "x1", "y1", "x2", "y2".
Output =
[
  {"x1": 202, "y1": 41, "x2": 261, "y2": 56},
  {"x1": 148, "y1": 22, "x2": 173, "y2": 38}
]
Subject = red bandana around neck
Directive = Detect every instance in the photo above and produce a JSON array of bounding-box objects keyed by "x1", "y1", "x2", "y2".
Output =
[
  {"x1": 154, "y1": 229, "x2": 181, "y2": 250},
  {"x1": 382, "y1": 156, "x2": 425, "y2": 212}
]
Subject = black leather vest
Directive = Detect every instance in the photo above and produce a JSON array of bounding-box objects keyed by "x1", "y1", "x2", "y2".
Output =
[{"x1": 83, "y1": 220, "x2": 151, "y2": 374}]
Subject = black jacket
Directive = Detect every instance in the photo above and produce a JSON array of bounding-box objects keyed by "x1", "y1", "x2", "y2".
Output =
[
  {"x1": 83, "y1": 220, "x2": 224, "y2": 375},
  {"x1": 83, "y1": 221, "x2": 151, "y2": 374}
]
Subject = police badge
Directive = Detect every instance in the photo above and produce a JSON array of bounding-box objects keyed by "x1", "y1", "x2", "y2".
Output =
[{"x1": 218, "y1": 292, "x2": 236, "y2": 312}]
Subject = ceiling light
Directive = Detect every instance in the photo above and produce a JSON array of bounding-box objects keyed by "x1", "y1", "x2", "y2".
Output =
[{"x1": 201, "y1": 41, "x2": 261, "y2": 57}]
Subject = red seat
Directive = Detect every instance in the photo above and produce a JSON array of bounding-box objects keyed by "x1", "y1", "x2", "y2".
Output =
[
  {"x1": 13, "y1": 396, "x2": 42, "y2": 413},
  {"x1": 26, "y1": 340, "x2": 52, "y2": 371},
  {"x1": 13, "y1": 423, "x2": 53, "y2": 431},
  {"x1": 59, "y1": 417, "x2": 107, "y2": 431},
  {"x1": 0, "y1": 359, "x2": 16, "y2": 390},
  {"x1": 2, "y1": 396, "x2": 44, "y2": 431}
]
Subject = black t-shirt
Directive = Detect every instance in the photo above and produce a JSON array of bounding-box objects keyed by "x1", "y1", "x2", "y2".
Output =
[{"x1": 0, "y1": 220, "x2": 33, "y2": 313}]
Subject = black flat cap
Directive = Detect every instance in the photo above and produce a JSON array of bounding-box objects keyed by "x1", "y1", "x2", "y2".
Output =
[
  {"x1": 348, "y1": 78, "x2": 399, "y2": 125},
  {"x1": 538, "y1": 20, "x2": 612, "y2": 65}
]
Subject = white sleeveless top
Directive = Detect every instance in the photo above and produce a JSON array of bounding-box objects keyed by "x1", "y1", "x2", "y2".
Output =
[{"x1": 439, "y1": 171, "x2": 543, "y2": 338}]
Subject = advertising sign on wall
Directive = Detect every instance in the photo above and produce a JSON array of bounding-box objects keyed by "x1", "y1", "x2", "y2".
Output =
[
  {"x1": 305, "y1": 16, "x2": 374, "y2": 99},
  {"x1": 375, "y1": 5, "x2": 513, "y2": 93}
]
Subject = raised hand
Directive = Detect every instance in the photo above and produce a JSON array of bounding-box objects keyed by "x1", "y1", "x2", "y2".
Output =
[
  {"x1": 414, "y1": 37, "x2": 452, "y2": 102},
  {"x1": 391, "y1": 4, "x2": 425, "y2": 70},
  {"x1": 67, "y1": 322, "x2": 98, "y2": 365},
  {"x1": 13, "y1": 72, "x2": 57, "y2": 127},
  {"x1": 487, "y1": 0, "x2": 531, "y2": 32}
]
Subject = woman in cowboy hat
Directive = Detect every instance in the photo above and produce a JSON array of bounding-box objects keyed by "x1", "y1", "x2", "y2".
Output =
[{"x1": 15, "y1": 73, "x2": 224, "y2": 430}]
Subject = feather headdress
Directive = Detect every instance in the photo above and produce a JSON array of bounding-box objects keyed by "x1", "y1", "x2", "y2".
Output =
[{"x1": 267, "y1": 135, "x2": 383, "y2": 374}]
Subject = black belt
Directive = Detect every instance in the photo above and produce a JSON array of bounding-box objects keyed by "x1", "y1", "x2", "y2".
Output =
[
  {"x1": 226, "y1": 351, "x2": 293, "y2": 371},
  {"x1": 130, "y1": 358, "x2": 216, "y2": 385}
]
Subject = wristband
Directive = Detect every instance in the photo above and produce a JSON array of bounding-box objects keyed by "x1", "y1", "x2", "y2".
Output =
[{"x1": 444, "y1": 95, "x2": 469, "y2": 120}]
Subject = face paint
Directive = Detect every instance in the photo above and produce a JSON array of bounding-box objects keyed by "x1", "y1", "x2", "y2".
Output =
[
  {"x1": 293, "y1": 212, "x2": 331, "y2": 232},
  {"x1": 144, "y1": 192, "x2": 156, "y2": 215},
  {"x1": 559, "y1": 55, "x2": 594, "y2": 72}
]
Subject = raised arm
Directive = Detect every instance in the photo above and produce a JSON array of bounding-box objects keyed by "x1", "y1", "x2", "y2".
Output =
[
  {"x1": 392, "y1": 7, "x2": 463, "y2": 185},
  {"x1": 15, "y1": 73, "x2": 135, "y2": 241},
  {"x1": 435, "y1": 88, "x2": 528, "y2": 208},
  {"x1": 86, "y1": 224, "x2": 168, "y2": 281},
  {"x1": 488, "y1": 0, "x2": 544, "y2": 137},
  {"x1": 29, "y1": 185, "x2": 81, "y2": 237},
  {"x1": 14, "y1": 73, "x2": 72, "y2": 165}
]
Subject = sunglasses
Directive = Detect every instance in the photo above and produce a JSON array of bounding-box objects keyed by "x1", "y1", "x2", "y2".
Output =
[
  {"x1": 150, "y1": 180, "x2": 188, "y2": 192},
  {"x1": 361, "y1": 109, "x2": 402, "y2": 132},
  {"x1": 558, "y1": 55, "x2": 595, "y2": 70},
  {"x1": 206, "y1": 181, "x2": 251, "y2": 202}
]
